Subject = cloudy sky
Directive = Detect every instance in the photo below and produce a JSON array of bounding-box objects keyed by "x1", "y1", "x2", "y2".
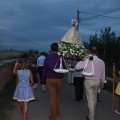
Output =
[{"x1": 0, "y1": 0, "x2": 120, "y2": 52}]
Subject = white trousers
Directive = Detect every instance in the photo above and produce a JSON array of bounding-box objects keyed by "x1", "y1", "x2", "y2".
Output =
[{"x1": 84, "y1": 80, "x2": 100, "y2": 120}]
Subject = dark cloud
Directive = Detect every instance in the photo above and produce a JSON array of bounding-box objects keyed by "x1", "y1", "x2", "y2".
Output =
[{"x1": 0, "y1": 0, "x2": 120, "y2": 52}]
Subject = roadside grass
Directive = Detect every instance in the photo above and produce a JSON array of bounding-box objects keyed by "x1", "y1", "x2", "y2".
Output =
[
  {"x1": 0, "y1": 50, "x2": 38, "y2": 61},
  {"x1": 0, "y1": 76, "x2": 16, "y2": 120},
  {"x1": 0, "y1": 51, "x2": 23, "y2": 61}
]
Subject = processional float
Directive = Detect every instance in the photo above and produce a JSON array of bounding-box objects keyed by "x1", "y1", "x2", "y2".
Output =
[
  {"x1": 57, "y1": 19, "x2": 87, "y2": 84},
  {"x1": 58, "y1": 19, "x2": 86, "y2": 60}
]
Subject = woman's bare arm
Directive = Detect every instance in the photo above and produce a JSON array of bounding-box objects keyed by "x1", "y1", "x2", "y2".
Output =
[
  {"x1": 30, "y1": 72, "x2": 34, "y2": 85},
  {"x1": 13, "y1": 62, "x2": 19, "y2": 75}
]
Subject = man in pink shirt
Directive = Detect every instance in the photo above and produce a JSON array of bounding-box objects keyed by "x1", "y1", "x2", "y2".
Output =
[{"x1": 75, "y1": 46, "x2": 105, "y2": 120}]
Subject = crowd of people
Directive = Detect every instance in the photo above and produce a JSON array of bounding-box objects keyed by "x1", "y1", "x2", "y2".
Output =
[{"x1": 13, "y1": 42, "x2": 120, "y2": 120}]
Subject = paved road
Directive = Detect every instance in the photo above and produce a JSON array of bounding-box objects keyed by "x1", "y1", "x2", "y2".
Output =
[{"x1": 11, "y1": 76, "x2": 120, "y2": 120}]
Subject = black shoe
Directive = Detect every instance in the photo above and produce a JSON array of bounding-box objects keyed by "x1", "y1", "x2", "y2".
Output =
[{"x1": 86, "y1": 116, "x2": 90, "y2": 120}]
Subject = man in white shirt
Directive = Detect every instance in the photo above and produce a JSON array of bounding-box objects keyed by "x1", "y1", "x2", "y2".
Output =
[{"x1": 37, "y1": 52, "x2": 46, "y2": 84}]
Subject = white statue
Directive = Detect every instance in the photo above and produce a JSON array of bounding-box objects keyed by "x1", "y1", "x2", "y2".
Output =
[{"x1": 60, "y1": 19, "x2": 82, "y2": 45}]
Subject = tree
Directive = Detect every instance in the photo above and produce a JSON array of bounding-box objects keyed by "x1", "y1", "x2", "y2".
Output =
[
  {"x1": 99, "y1": 27, "x2": 117, "y2": 64},
  {"x1": 88, "y1": 26, "x2": 120, "y2": 76},
  {"x1": 88, "y1": 26, "x2": 120, "y2": 66},
  {"x1": 89, "y1": 33, "x2": 99, "y2": 49},
  {"x1": 83, "y1": 41, "x2": 89, "y2": 50}
]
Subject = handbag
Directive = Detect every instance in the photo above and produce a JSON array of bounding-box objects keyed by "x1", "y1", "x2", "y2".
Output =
[
  {"x1": 54, "y1": 57, "x2": 69, "y2": 73},
  {"x1": 82, "y1": 59, "x2": 95, "y2": 76}
]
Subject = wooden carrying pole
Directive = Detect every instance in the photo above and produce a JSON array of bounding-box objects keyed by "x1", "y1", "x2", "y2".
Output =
[
  {"x1": 118, "y1": 73, "x2": 120, "y2": 112},
  {"x1": 112, "y1": 63, "x2": 115, "y2": 113}
]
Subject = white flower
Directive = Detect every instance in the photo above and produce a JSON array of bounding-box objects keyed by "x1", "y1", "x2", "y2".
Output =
[
  {"x1": 76, "y1": 45, "x2": 79, "y2": 48},
  {"x1": 80, "y1": 49, "x2": 84, "y2": 53},
  {"x1": 82, "y1": 46, "x2": 85, "y2": 48},
  {"x1": 58, "y1": 42, "x2": 86, "y2": 58}
]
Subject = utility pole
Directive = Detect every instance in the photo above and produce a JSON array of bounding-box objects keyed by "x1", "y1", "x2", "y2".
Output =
[{"x1": 76, "y1": 10, "x2": 80, "y2": 31}]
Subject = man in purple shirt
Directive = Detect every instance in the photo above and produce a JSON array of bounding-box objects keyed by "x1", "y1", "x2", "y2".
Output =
[
  {"x1": 75, "y1": 46, "x2": 105, "y2": 120},
  {"x1": 42, "y1": 42, "x2": 66, "y2": 120}
]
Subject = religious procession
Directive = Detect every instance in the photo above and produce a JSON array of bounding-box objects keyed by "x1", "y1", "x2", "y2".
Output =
[{"x1": 12, "y1": 18, "x2": 120, "y2": 120}]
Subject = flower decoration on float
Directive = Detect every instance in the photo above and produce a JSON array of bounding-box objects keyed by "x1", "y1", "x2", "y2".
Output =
[{"x1": 58, "y1": 42, "x2": 87, "y2": 59}]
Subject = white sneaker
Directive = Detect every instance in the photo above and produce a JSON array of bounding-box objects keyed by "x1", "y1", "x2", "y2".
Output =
[{"x1": 115, "y1": 110, "x2": 120, "y2": 115}]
